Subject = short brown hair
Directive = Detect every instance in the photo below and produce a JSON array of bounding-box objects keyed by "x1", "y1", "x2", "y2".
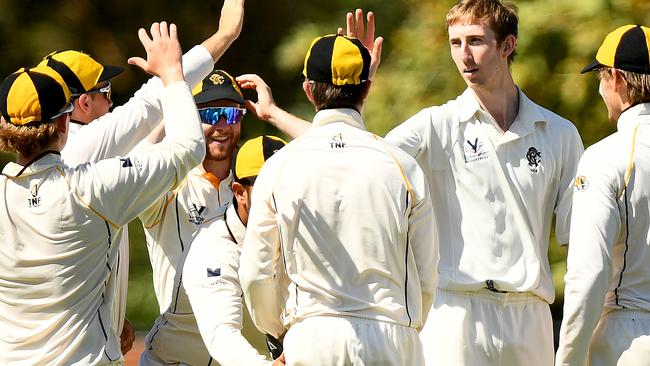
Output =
[
  {"x1": 308, "y1": 81, "x2": 367, "y2": 111},
  {"x1": 446, "y1": 0, "x2": 519, "y2": 63},
  {"x1": 0, "y1": 118, "x2": 61, "y2": 158},
  {"x1": 599, "y1": 67, "x2": 650, "y2": 105}
]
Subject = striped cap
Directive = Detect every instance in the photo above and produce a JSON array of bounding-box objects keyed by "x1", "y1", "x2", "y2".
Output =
[
  {"x1": 582, "y1": 25, "x2": 650, "y2": 74},
  {"x1": 303, "y1": 34, "x2": 371, "y2": 86},
  {"x1": 38, "y1": 50, "x2": 124, "y2": 94},
  {"x1": 0, "y1": 66, "x2": 72, "y2": 125},
  {"x1": 234, "y1": 135, "x2": 287, "y2": 184},
  {"x1": 192, "y1": 69, "x2": 245, "y2": 105}
]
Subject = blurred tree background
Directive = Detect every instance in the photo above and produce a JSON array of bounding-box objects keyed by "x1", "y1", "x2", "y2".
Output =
[{"x1": 1, "y1": 0, "x2": 649, "y2": 335}]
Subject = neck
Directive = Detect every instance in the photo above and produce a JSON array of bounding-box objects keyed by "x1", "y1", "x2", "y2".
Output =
[
  {"x1": 470, "y1": 74, "x2": 519, "y2": 132},
  {"x1": 202, "y1": 159, "x2": 231, "y2": 180},
  {"x1": 17, "y1": 149, "x2": 60, "y2": 166}
]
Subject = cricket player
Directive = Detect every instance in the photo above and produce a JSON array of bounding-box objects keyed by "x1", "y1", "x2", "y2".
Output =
[
  {"x1": 0, "y1": 21, "x2": 206, "y2": 365},
  {"x1": 556, "y1": 24, "x2": 650, "y2": 366},
  {"x1": 248, "y1": 2, "x2": 584, "y2": 365},
  {"x1": 32, "y1": 0, "x2": 246, "y2": 354},
  {"x1": 137, "y1": 69, "x2": 251, "y2": 366},
  {"x1": 238, "y1": 34, "x2": 439, "y2": 365},
  {"x1": 184, "y1": 135, "x2": 287, "y2": 366}
]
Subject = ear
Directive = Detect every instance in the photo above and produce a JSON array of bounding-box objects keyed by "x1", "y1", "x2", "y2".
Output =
[
  {"x1": 55, "y1": 113, "x2": 68, "y2": 134},
  {"x1": 361, "y1": 80, "x2": 372, "y2": 100},
  {"x1": 231, "y1": 181, "x2": 247, "y2": 204},
  {"x1": 302, "y1": 80, "x2": 315, "y2": 104},
  {"x1": 76, "y1": 94, "x2": 92, "y2": 113},
  {"x1": 501, "y1": 34, "x2": 516, "y2": 59}
]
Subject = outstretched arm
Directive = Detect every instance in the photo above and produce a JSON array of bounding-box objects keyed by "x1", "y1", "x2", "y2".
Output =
[
  {"x1": 201, "y1": 0, "x2": 245, "y2": 63},
  {"x1": 237, "y1": 74, "x2": 310, "y2": 139}
]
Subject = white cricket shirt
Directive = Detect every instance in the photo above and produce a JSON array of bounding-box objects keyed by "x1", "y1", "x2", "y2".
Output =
[
  {"x1": 240, "y1": 108, "x2": 439, "y2": 339},
  {"x1": 0, "y1": 82, "x2": 205, "y2": 365},
  {"x1": 61, "y1": 44, "x2": 215, "y2": 338},
  {"x1": 184, "y1": 203, "x2": 270, "y2": 366},
  {"x1": 139, "y1": 166, "x2": 233, "y2": 365},
  {"x1": 556, "y1": 103, "x2": 650, "y2": 366},
  {"x1": 385, "y1": 88, "x2": 583, "y2": 302}
]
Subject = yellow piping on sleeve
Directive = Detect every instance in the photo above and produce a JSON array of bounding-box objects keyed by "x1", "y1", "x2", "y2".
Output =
[
  {"x1": 618, "y1": 124, "x2": 640, "y2": 199},
  {"x1": 56, "y1": 166, "x2": 120, "y2": 229}
]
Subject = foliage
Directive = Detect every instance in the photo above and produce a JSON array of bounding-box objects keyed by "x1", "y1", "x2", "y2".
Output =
[{"x1": 1, "y1": 0, "x2": 649, "y2": 331}]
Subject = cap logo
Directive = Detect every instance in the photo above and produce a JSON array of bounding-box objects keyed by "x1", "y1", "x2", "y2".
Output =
[{"x1": 209, "y1": 74, "x2": 225, "y2": 85}]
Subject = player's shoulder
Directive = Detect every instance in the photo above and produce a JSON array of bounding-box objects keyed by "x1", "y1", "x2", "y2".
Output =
[
  {"x1": 525, "y1": 96, "x2": 578, "y2": 134},
  {"x1": 580, "y1": 132, "x2": 628, "y2": 170}
]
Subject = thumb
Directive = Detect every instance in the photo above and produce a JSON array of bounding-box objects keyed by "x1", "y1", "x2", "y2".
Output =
[{"x1": 127, "y1": 57, "x2": 148, "y2": 71}]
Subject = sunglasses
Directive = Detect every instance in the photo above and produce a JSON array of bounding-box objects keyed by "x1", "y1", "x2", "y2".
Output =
[
  {"x1": 52, "y1": 101, "x2": 75, "y2": 119},
  {"x1": 84, "y1": 81, "x2": 112, "y2": 100},
  {"x1": 198, "y1": 107, "x2": 246, "y2": 126}
]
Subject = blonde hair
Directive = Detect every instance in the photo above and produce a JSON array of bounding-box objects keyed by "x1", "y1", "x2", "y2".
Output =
[
  {"x1": 0, "y1": 117, "x2": 62, "y2": 158},
  {"x1": 446, "y1": 0, "x2": 519, "y2": 63},
  {"x1": 599, "y1": 68, "x2": 650, "y2": 105}
]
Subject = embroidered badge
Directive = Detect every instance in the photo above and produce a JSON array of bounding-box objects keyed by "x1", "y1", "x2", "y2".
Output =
[
  {"x1": 526, "y1": 147, "x2": 542, "y2": 173},
  {"x1": 207, "y1": 267, "x2": 221, "y2": 277},
  {"x1": 464, "y1": 137, "x2": 489, "y2": 164},
  {"x1": 574, "y1": 176, "x2": 589, "y2": 192},
  {"x1": 209, "y1": 74, "x2": 225, "y2": 85},
  {"x1": 188, "y1": 203, "x2": 206, "y2": 225}
]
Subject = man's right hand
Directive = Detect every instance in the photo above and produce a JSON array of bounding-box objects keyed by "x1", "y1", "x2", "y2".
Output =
[
  {"x1": 337, "y1": 9, "x2": 383, "y2": 81},
  {"x1": 128, "y1": 21, "x2": 184, "y2": 86}
]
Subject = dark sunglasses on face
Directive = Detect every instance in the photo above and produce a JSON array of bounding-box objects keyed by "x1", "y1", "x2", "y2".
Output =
[{"x1": 198, "y1": 106, "x2": 246, "y2": 126}]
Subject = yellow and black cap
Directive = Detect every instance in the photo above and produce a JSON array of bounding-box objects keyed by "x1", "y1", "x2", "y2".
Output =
[
  {"x1": 193, "y1": 69, "x2": 245, "y2": 105},
  {"x1": 233, "y1": 135, "x2": 287, "y2": 185},
  {"x1": 582, "y1": 25, "x2": 650, "y2": 74},
  {"x1": 0, "y1": 66, "x2": 72, "y2": 125},
  {"x1": 38, "y1": 50, "x2": 124, "y2": 95},
  {"x1": 303, "y1": 34, "x2": 371, "y2": 86}
]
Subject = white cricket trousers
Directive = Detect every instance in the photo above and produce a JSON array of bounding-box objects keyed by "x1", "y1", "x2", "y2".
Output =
[
  {"x1": 283, "y1": 315, "x2": 424, "y2": 365},
  {"x1": 588, "y1": 309, "x2": 650, "y2": 366},
  {"x1": 420, "y1": 288, "x2": 553, "y2": 366}
]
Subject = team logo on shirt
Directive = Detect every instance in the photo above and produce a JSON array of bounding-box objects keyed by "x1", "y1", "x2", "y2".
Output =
[
  {"x1": 464, "y1": 137, "x2": 489, "y2": 164},
  {"x1": 574, "y1": 176, "x2": 589, "y2": 192},
  {"x1": 188, "y1": 204, "x2": 206, "y2": 225},
  {"x1": 27, "y1": 183, "x2": 41, "y2": 208},
  {"x1": 120, "y1": 157, "x2": 133, "y2": 168},
  {"x1": 206, "y1": 267, "x2": 221, "y2": 277},
  {"x1": 330, "y1": 133, "x2": 346, "y2": 149},
  {"x1": 526, "y1": 147, "x2": 542, "y2": 173}
]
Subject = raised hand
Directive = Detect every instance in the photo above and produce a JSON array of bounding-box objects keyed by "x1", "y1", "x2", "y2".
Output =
[
  {"x1": 337, "y1": 9, "x2": 383, "y2": 80},
  {"x1": 235, "y1": 74, "x2": 277, "y2": 121},
  {"x1": 128, "y1": 21, "x2": 184, "y2": 86}
]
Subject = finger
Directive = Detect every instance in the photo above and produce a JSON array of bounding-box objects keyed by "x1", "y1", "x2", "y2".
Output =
[
  {"x1": 127, "y1": 57, "x2": 148, "y2": 70},
  {"x1": 355, "y1": 9, "x2": 365, "y2": 39},
  {"x1": 237, "y1": 74, "x2": 262, "y2": 87},
  {"x1": 346, "y1": 12, "x2": 355, "y2": 37},
  {"x1": 169, "y1": 23, "x2": 178, "y2": 41},
  {"x1": 366, "y1": 12, "x2": 375, "y2": 44},
  {"x1": 337, "y1": 27, "x2": 344, "y2": 36},
  {"x1": 137, "y1": 28, "x2": 152, "y2": 49},
  {"x1": 244, "y1": 100, "x2": 258, "y2": 113},
  {"x1": 159, "y1": 21, "x2": 169, "y2": 39},
  {"x1": 150, "y1": 22, "x2": 161, "y2": 41}
]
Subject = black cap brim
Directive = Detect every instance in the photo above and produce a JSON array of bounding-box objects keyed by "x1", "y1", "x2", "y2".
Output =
[
  {"x1": 581, "y1": 60, "x2": 602, "y2": 74},
  {"x1": 98, "y1": 65, "x2": 124, "y2": 82},
  {"x1": 194, "y1": 88, "x2": 246, "y2": 105}
]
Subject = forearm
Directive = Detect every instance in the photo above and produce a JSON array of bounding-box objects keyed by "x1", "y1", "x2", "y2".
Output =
[{"x1": 265, "y1": 105, "x2": 310, "y2": 139}]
